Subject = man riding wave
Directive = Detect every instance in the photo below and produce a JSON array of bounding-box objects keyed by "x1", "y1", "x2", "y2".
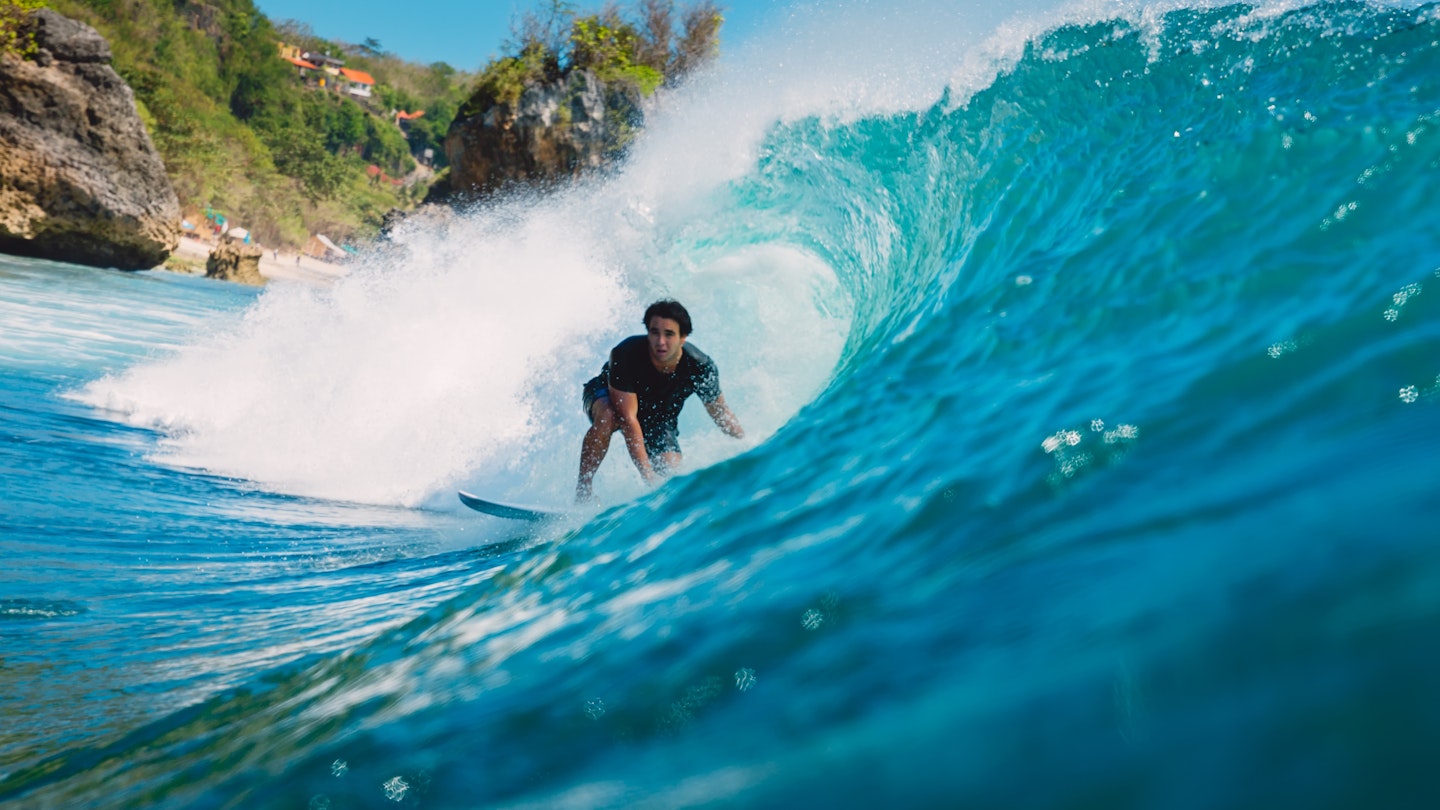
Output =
[{"x1": 576, "y1": 300, "x2": 744, "y2": 500}]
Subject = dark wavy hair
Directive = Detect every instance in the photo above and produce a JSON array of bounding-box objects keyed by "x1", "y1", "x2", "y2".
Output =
[{"x1": 643, "y1": 299, "x2": 693, "y2": 336}]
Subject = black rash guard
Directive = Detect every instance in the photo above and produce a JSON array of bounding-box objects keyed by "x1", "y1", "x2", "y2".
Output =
[{"x1": 582, "y1": 335, "x2": 722, "y2": 456}]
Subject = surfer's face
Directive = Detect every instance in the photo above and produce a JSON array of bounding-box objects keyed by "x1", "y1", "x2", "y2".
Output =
[{"x1": 647, "y1": 317, "x2": 686, "y2": 369}]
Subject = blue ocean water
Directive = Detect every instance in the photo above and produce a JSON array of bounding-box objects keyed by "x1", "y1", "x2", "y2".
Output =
[{"x1": 4, "y1": 1, "x2": 1440, "y2": 807}]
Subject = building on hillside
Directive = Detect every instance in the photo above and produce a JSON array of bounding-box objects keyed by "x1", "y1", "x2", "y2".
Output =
[
  {"x1": 275, "y1": 43, "x2": 379, "y2": 98},
  {"x1": 302, "y1": 52, "x2": 346, "y2": 77},
  {"x1": 395, "y1": 109, "x2": 424, "y2": 135},
  {"x1": 283, "y1": 54, "x2": 320, "y2": 76},
  {"x1": 276, "y1": 43, "x2": 320, "y2": 81},
  {"x1": 338, "y1": 67, "x2": 376, "y2": 99}
]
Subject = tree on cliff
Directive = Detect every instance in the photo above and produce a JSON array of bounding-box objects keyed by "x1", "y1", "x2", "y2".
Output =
[
  {"x1": 440, "y1": 0, "x2": 723, "y2": 201},
  {"x1": 0, "y1": 0, "x2": 44, "y2": 57},
  {"x1": 493, "y1": 0, "x2": 723, "y2": 97}
]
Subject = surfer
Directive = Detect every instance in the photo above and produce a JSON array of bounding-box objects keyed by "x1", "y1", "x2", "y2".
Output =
[{"x1": 577, "y1": 299, "x2": 745, "y2": 500}]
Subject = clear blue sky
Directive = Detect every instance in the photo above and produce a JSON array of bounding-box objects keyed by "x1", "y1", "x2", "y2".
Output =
[{"x1": 253, "y1": 0, "x2": 791, "y2": 71}]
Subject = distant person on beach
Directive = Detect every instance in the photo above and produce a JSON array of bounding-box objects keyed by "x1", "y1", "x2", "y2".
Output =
[
  {"x1": 296, "y1": 254, "x2": 301, "y2": 266},
  {"x1": 577, "y1": 299, "x2": 744, "y2": 500}
]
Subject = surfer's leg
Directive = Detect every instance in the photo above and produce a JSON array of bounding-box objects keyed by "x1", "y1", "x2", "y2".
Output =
[
  {"x1": 577, "y1": 396, "x2": 618, "y2": 500},
  {"x1": 653, "y1": 451, "x2": 682, "y2": 476},
  {"x1": 647, "y1": 427, "x2": 683, "y2": 478}
]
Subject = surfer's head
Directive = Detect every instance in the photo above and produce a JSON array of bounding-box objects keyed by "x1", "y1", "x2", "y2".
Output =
[
  {"x1": 643, "y1": 299, "x2": 692, "y2": 336},
  {"x1": 644, "y1": 300, "x2": 691, "y2": 370}
]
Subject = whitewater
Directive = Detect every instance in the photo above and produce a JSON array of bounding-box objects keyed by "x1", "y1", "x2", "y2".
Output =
[{"x1": 4, "y1": 0, "x2": 1440, "y2": 806}]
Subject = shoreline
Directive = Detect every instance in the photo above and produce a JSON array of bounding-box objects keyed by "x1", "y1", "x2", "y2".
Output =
[{"x1": 171, "y1": 236, "x2": 349, "y2": 286}]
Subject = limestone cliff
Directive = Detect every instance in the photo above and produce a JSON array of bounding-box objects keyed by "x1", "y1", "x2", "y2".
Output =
[
  {"x1": 441, "y1": 70, "x2": 644, "y2": 201},
  {"x1": 0, "y1": 9, "x2": 180, "y2": 270}
]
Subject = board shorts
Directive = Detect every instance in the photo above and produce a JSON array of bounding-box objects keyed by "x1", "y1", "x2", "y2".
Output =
[
  {"x1": 581, "y1": 376, "x2": 681, "y2": 459},
  {"x1": 581, "y1": 375, "x2": 609, "y2": 423}
]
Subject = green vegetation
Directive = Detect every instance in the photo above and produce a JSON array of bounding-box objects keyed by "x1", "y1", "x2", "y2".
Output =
[
  {"x1": 39, "y1": 0, "x2": 471, "y2": 247},
  {"x1": 10, "y1": 0, "x2": 722, "y2": 246},
  {"x1": 274, "y1": 20, "x2": 470, "y2": 176},
  {"x1": 467, "y1": 0, "x2": 722, "y2": 116},
  {"x1": 0, "y1": 0, "x2": 44, "y2": 57}
]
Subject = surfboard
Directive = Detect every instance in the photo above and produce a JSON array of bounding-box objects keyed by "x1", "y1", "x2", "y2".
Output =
[{"x1": 457, "y1": 490, "x2": 562, "y2": 522}]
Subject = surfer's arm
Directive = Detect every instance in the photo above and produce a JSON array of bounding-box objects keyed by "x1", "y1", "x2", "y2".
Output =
[
  {"x1": 610, "y1": 388, "x2": 661, "y2": 484},
  {"x1": 704, "y1": 395, "x2": 745, "y2": 439}
]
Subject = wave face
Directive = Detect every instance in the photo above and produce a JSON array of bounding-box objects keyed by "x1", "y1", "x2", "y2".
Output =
[{"x1": 7, "y1": 1, "x2": 1440, "y2": 807}]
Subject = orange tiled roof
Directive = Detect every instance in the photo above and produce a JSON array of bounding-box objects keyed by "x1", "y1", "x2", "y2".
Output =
[
  {"x1": 339, "y1": 67, "x2": 375, "y2": 85},
  {"x1": 396, "y1": 110, "x2": 426, "y2": 120},
  {"x1": 285, "y1": 56, "x2": 319, "y2": 69}
]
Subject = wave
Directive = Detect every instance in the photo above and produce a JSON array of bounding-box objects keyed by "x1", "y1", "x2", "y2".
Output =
[
  {"x1": 77, "y1": 0, "x2": 1440, "y2": 509},
  {"x1": 18, "y1": 1, "x2": 1440, "y2": 807}
]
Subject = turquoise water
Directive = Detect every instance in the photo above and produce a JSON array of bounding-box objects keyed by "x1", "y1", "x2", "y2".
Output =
[{"x1": 5, "y1": 2, "x2": 1440, "y2": 806}]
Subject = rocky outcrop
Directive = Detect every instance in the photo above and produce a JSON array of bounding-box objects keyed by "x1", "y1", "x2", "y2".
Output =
[
  {"x1": 441, "y1": 70, "x2": 644, "y2": 201},
  {"x1": 0, "y1": 10, "x2": 180, "y2": 270},
  {"x1": 206, "y1": 235, "x2": 264, "y2": 285}
]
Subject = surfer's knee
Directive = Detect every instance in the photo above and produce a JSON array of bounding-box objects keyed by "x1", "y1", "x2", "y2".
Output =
[{"x1": 590, "y1": 398, "x2": 618, "y2": 433}]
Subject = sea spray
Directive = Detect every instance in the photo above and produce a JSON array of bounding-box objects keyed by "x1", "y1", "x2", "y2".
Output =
[{"x1": 77, "y1": 184, "x2": 849, "y2": 505}]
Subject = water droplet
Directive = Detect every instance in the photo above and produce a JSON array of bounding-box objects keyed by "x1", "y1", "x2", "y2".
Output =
[
  {"x1": 330, "y1": 760, "x2": 348, "y2": 778},
  {"x1": 735, "y1": 668, "x2": 757, "y2": 692},
  {"x1": 1400, "y1": 386, "x2": 1419, "y2": 404},
  {"x1": 584, "y1": 698, "x2": 607, "y2": 720},
  {"x1": 1384, "y1": 308, "x2": 1400, "y2": 322},
  {"x1": 382, "y1": 776, "x2": 409, "y2": 802},
  {"x1": 802, "y1": 609, "x2": 825, "y2": 630},
  {"x1": 1090, "y1": 419, "x2": 1105, "y2": 432},
  {"x1": 1104, "y1": 424, "x2": 1139, "y2": 444},
  {"x1": 1060, "y1": 453, "x2": 1092, "y2": 477}
]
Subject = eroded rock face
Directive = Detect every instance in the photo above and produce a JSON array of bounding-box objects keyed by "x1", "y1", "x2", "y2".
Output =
[
  {"x1": 0, "y1": 10, "x2": 180, "y2": 270},
  {"x1": 442, "y1": 70, "x2": 644, "y2": 201},
  {"x1": 206, "y1": 236, "x2": 264, "y2": 285}
]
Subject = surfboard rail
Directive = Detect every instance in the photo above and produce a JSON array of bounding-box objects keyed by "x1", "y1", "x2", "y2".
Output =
[{"x1": 457, "y1": 490, "x2": 561, "y2": 522}]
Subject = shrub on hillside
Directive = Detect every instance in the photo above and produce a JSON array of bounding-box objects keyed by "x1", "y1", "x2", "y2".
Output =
[
  {"x1": 465, "y1": 0, "x2": 723, "y2": 116},
  {"x1": 0, "y1": 0, "x2": 44, "y2": 57}
]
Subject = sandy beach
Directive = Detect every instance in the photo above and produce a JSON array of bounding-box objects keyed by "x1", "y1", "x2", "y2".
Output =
[{"x1": 172, "y1": 236, "x2": 349, "y2": 285}]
